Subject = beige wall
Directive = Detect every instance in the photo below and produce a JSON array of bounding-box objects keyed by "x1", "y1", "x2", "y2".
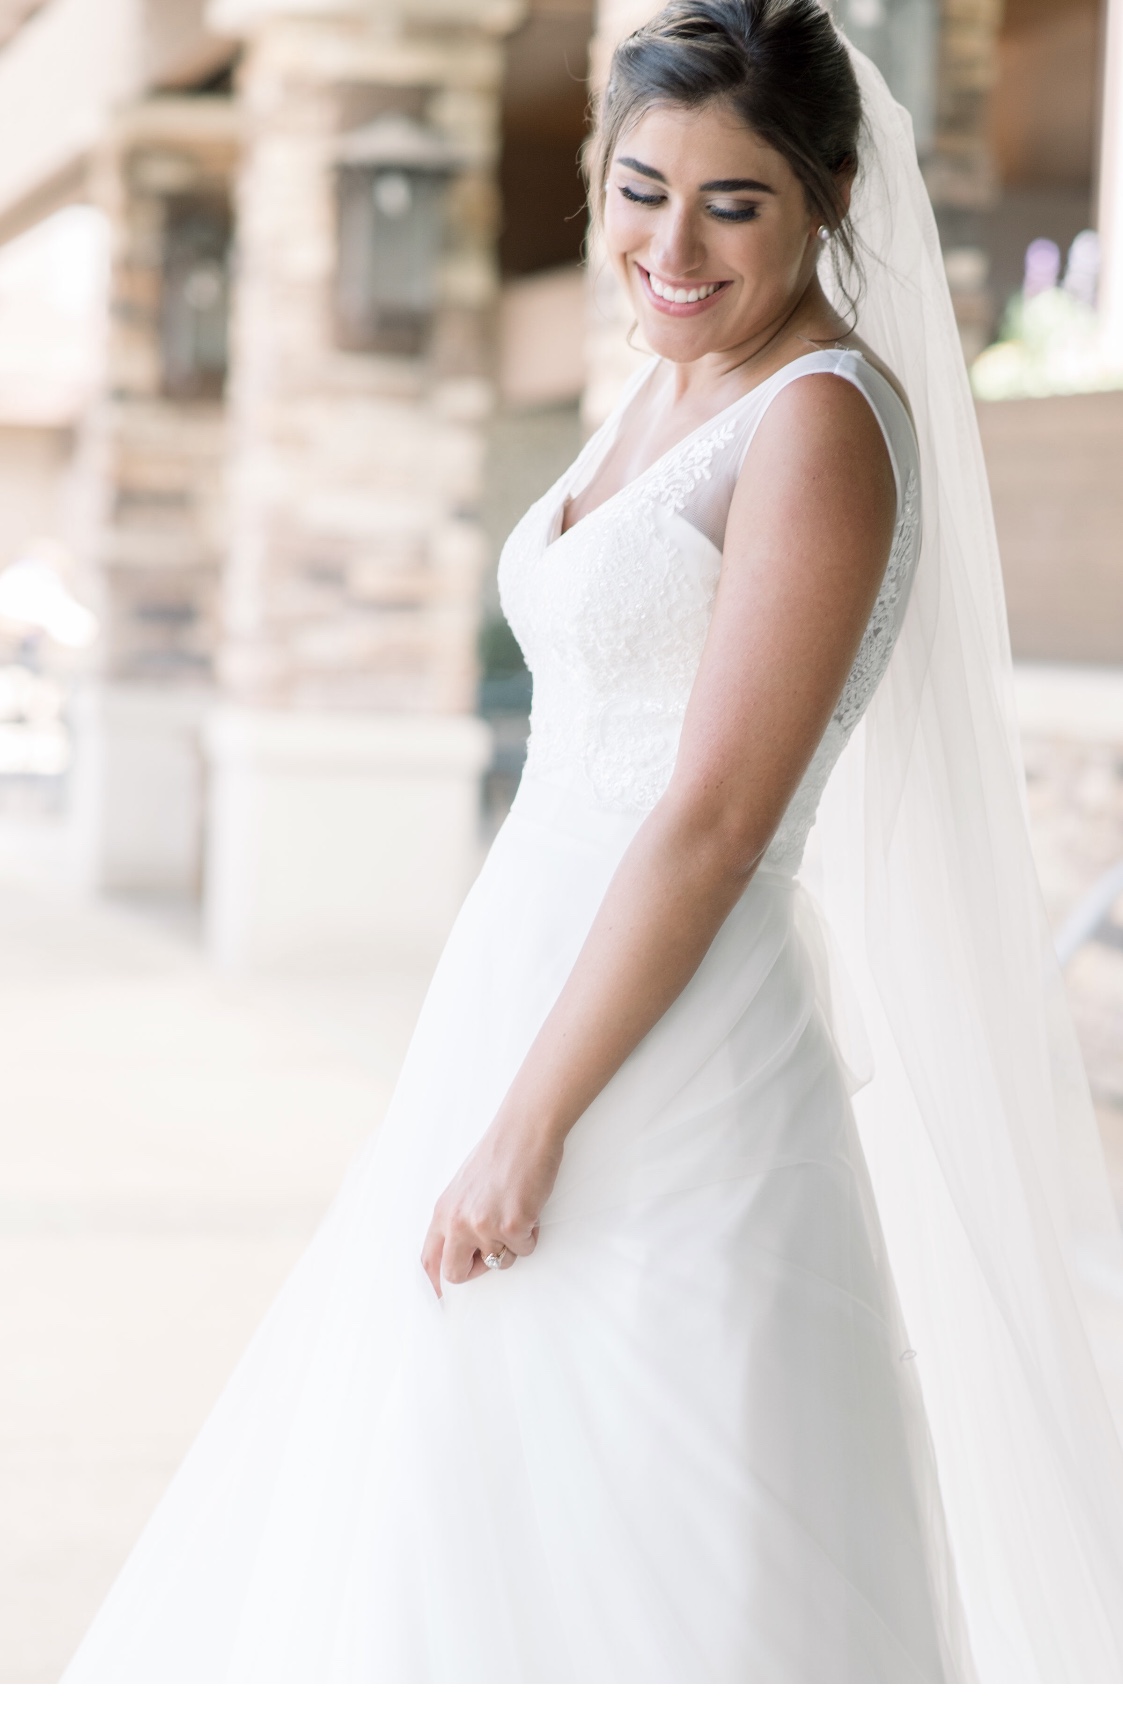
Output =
[
  {"x1": 978, "y1": 392, "x2": 1123, "y2": 665},
  {"x1": 988, "y1": 0, "x2": 1100, "y2": 190}
]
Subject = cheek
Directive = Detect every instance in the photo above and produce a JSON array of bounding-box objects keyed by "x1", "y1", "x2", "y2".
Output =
[
  {"x1": 602, "y1": 195, "x2": 652, "y2": 259},
  {"x1": 731, "y1": 221, "x2": 806, "y2": 292}
]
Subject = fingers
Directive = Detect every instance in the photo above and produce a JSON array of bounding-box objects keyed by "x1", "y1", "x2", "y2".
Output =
[
  {"x1": 421, "y1": 1209, "x2": 541, "y2": 1296},
  {"x1": 500, "y1": 1223, "x2": 538, "y2": 1259},
  {"x1": 420, "y1": 1224, "x2": 445, "y2": 1299},
  {"x1": 459, "y1": 1241, "x2": 518, "y2": 1282},
  {"x1": 441, "y1": 1222, "x2": 480, "y2": 1286}
]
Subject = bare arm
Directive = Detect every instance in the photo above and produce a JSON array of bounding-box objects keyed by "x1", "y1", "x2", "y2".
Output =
[{"x1": 422, "y1": 374, "x2": 897, "y2": 1294}]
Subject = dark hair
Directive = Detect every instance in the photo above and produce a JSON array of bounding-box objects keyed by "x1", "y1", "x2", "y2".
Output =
[{"x1": 588, "y1": 0, "x2": 862, "y2": 302}]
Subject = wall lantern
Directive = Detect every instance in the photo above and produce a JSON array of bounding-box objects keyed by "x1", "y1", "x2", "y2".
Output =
[
  {"x1": 161, "y1": 194, "x2": 232, "y2": 399},
  {"x1": 334, "y1": 114, "x2": 462, "y2": 356}
]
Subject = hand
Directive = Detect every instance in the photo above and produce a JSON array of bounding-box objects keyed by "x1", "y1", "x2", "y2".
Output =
[{"x1": 421, "y1": 1114, "x2": 564, "y2": 1299}]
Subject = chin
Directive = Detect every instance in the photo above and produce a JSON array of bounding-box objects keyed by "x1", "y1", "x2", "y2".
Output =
[{"x1": 636, "y1": 315, "x2": 725, "y2": 362}]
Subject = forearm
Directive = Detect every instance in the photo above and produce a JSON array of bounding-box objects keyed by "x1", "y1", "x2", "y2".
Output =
[{"x1": 496, "y1": 796, "x2": 761, "y2": 1148}]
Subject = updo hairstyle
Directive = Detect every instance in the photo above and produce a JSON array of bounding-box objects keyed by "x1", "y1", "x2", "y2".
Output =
[{"x1": 588, "y1": 0, "x2": 863, "y2": 296}]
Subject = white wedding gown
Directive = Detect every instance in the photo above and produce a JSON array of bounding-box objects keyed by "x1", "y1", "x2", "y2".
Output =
[{"x1": 64, "y1": 346, "x2": 968, "y2": 1684}]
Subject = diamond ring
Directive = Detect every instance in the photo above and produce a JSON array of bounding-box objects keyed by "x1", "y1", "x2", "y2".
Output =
[{"x1": 483, "y1": 1245, "x2": 507, "y2": 1271}]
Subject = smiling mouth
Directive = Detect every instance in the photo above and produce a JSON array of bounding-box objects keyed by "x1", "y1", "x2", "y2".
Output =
[{"x1": 638, "y1": 266, "x2": 731, "y2": 310}]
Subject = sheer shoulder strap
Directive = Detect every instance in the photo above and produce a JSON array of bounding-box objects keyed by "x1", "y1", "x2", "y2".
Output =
[
  {"x1": 674, "y1": 348, "x2": 918, "y2": 553},
  {"x1": 732, "y1": 348, "x2": 918, "y2": 509}
]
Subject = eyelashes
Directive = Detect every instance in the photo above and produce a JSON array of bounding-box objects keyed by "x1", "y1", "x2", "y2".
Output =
[{"x1": 617, "y1": 184, "x2": 761, "y2": 223}]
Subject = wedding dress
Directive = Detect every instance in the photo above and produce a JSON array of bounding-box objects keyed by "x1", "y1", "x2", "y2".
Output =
[
  {"x1": 63, "y1": 41, "x2": 1123, "y2": 1686},
  {"x1": 66, "y1": 345, "x2": 953, "y2": 1684}
]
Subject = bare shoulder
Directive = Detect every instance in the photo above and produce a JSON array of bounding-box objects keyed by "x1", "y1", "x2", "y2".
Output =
[
  {"x1": 725, "y1": 365, "x2": 898, "y2": 590},
  {"x1": 735, "y1": 366, "x2": 897, "y2": 504}
]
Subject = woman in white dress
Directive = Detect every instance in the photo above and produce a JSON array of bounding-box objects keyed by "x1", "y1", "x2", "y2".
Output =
[{"x1": 64, "y1": 0, "x2": 1123, "y2": 1684}]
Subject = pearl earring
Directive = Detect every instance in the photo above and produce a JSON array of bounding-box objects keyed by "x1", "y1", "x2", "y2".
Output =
[{"x1": 817, "y1": 225, "x2": 830, "y2": 242}]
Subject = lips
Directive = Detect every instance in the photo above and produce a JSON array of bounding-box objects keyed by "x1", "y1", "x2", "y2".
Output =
[{"x1": 637, "y1": 265, "x2": 731, "y2": 315}]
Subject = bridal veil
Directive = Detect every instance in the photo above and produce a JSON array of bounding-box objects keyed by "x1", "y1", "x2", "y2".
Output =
[{"x1": 812, "y1": 38, "x2": 1123, "y2": 1678}]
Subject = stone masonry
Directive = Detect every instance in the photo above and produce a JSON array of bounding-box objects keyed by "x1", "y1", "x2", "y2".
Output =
[
  {"x1": 80, "y1": 99, "x2": 239, "y2": 688},
  {"x1": 928, "y1": 0, "x2": 1004, "y2": 354},
  {"x1": 217, "y1": 1, "x2": 523, "y2": 718}
]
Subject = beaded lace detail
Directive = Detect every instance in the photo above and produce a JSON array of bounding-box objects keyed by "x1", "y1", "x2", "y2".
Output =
[
  {"x1": 764, "y1": 464, "x2": 919, "y2": 869},
  {"x1": 498, "y1": 352, "x2": 921, "y2": 876}
]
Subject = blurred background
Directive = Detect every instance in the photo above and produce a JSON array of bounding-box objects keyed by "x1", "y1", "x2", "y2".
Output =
[{"x1": 0, "y1": 0, "x2": 1121, "y2": 1682}]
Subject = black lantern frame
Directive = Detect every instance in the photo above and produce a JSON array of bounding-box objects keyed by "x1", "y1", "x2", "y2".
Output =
[
  {"x1": 160, "y1": 193, "x2": 233, "y2": 399},
  {"x1": 334, "y1": 114, "x2": 461, "y2": 357}
]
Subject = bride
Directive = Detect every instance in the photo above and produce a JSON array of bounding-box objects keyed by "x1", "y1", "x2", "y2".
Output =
[{"x1": 65, "y1": 0, "x2": 1123, "y2": 1684}]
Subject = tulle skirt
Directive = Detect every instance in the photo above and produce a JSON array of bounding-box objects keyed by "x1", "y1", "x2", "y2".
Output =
[{"x1": 63, "y1": 765, "x2": 963, "y2": 1683}]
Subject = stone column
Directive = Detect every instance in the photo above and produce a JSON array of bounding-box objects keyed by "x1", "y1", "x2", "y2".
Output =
[
  {"x1": 1100, "y1": 0, "x2": 1123, "y2": 362},
  {"x1": 202, "y1": 0, "x2": 518, "y2": 967},
  {"x1": 924, "y1": 0, "x2": 1003, "y2": 360},
  {"x1": 71, "y1": 98, "x2": 239, "y2": 898}
]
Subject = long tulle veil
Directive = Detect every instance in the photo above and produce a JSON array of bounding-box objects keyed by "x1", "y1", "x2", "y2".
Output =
[{"x1": 811, "y1": 40, "x2": 1123, "y2": 1678}]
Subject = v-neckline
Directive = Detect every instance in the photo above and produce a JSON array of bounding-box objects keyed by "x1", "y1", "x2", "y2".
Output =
[{"x1": 551, "y1": 346, "x2": 870, "y2": 547}]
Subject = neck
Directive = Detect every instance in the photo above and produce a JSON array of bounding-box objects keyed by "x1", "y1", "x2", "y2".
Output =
[{"x1": 662, "y1": 272, "x2": 848, "y2": 405}]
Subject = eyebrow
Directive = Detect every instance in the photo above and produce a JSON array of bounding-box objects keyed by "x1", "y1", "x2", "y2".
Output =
[{"x1": 616, "y1": 156, "x2": 776, "y2": 194}]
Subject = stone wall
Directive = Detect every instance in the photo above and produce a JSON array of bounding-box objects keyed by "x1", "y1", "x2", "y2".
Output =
[
  {"x1": 927, "y1": 0, "x2": 1002, "y2": 212},
  {"x1": 80, "y1": 99, "x2": 239, "y2": 686},
  {"x1": 218, "y1": 6, "x2": 515, "y2": 718},
  {"x1": 928, "y1": 0, "x2": 1004, "y2": 356}
]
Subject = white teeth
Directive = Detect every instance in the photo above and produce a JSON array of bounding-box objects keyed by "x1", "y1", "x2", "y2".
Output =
[{"x1": 648, "y1": 273, "x2": 719, "y2": 303}]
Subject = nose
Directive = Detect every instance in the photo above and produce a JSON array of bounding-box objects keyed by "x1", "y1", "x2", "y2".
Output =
[{"x1": 649, "y1": 201, "x2": 706, "y2": 278}]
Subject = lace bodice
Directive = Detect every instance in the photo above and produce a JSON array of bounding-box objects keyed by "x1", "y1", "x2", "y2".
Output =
[{"x1": 498, "y1": 348, "x2": 921, "y2": 875}]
